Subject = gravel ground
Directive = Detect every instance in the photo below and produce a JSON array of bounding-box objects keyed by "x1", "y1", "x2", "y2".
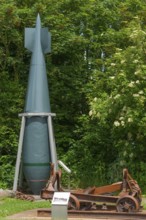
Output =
[{"x1": 6, "y1": 208, "x2": 146, "y2": 220}]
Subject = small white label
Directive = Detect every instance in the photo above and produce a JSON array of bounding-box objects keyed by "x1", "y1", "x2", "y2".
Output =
[{"x1": 52, "y1": 192, "x2": 70, "y2": 205}]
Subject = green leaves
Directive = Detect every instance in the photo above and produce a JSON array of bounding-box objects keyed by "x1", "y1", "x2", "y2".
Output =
[
  {"x1": 0, "y1": 0, "x2": 146, "y2": 190},
  {"x1": 85, "y1": 0, "x2": 146, "y2": 190}
]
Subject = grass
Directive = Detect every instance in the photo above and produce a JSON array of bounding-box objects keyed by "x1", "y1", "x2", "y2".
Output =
[
  {"x1": 142, "y1": 196, "x2": 146, "y2": 210},
  {"x1": 0, "y1": 197, "x2": 51, "y2": 219},
  {"x1": 0, "y1": 196, "x2": 146, "y2": 219}
]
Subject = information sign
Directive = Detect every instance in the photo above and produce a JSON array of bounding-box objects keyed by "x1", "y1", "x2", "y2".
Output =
[{"x1": 52, "y1": 192, "x2": 70, "y2": 205}]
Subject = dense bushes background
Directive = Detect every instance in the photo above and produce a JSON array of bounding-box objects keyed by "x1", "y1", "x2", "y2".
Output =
[{"x1": 0, "y1": 0, "x2": 146, "y2": 192}]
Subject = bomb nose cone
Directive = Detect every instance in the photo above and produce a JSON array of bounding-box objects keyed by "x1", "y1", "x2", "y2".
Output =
[
  {"x1": 36, "y1": 14, "x2": 41, "y2": 29},
  {"x1": 24, "y1": 14, "x2": 51, "y2": 113}
]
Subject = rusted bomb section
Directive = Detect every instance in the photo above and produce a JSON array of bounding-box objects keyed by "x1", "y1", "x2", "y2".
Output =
[{"x1": 41, "y1": 164, "x2": 142, "y2": 213}]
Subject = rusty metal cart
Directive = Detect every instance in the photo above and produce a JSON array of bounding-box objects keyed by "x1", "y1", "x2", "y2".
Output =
[{"x1": 41, "y1": 164, "x2": 142, "y2": 213}]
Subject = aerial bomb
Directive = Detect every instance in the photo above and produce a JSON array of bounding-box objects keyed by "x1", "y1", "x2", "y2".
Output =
[{"x1": 22, "y1": 14, "x2": 52, "y2": 194}]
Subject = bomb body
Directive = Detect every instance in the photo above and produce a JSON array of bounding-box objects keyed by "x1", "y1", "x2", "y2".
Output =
[{"x1": 23, "y1": 14, "x2": 51, "y2": 194}]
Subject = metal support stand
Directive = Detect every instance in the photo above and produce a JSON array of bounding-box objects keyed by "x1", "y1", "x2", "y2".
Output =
[
  {"x1": 13, "y1": 116, "x2": 26, "y2": 192},
  {"x1": 48, "y1": 116, "x2": 58, "y2": 171},
  {"x1": 13, "y1": 112, "x2": 57, "y2": 192}
]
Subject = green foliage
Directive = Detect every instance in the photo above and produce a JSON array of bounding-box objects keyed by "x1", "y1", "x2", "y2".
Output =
[
  {"x1": 0, "y1": 0, "x2": 146, "y2": 192},
  {"x1": 86, "y1": 1, "x2": 146, "y2": 190},
  {"x1": 0, "y1": 156, "x2": 15, "y2": 188}
]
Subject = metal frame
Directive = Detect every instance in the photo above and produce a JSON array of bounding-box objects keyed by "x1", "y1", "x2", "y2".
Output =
[
  {"x1": 13, "y1": 112, "x2": 58, "y2": 192},
  {"x1": 41, "y1": 165, "x2": 142, "y2": 213}
]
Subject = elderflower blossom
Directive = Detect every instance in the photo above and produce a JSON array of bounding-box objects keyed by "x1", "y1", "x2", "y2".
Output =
[
  {"x1": 121, "y1": 60, "x2": 125, "y2": 64},
  {"x1": 133, "y1": 60, "x2": 139, "y2": 64},
  {"x1": 128, "y1": 118, "x2": 133, "y2": 123},
  {"x1": 109, "y1": 76, "x2": 115, "y2": 79},
  {"x1": 139, "y1": 90, "x2": 144, "y2": 95},
  {"x1": 121, "y1": 121, "x2": 125, "y2": 126},
  {"x1": 136, "y1": 80, "x2": 140, "y2": 84},
  {"x1": 89, "y1": 110, "x2": 93, "y2": 116},
  {"x1": 114, "y1": 121, "x2": 120, "y2": 127},
  {"x1": 96, "y1": 112, "x2": 101, "y2": 118},
  {"x1": 119, "y1": 117, "x2": 124, "y2": 121},
  {"x1": 116, "y1": 48, "x2": 122, "y2": 51},
  {"x1": 111, "y1": 63, "x2": 116, "y2": 66},
  {"x1": 134, "y1": 70, "x2": 140, "y2": 75},
  {"x1": 128, "y1": 81, "x2": 135, "y2": 87},
  {"x1": 114, "y1": 94, "x2": 120, "y2": 99},
  {"x1": 133, "y1": 94, "x2": 139, "y2": 97}
]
